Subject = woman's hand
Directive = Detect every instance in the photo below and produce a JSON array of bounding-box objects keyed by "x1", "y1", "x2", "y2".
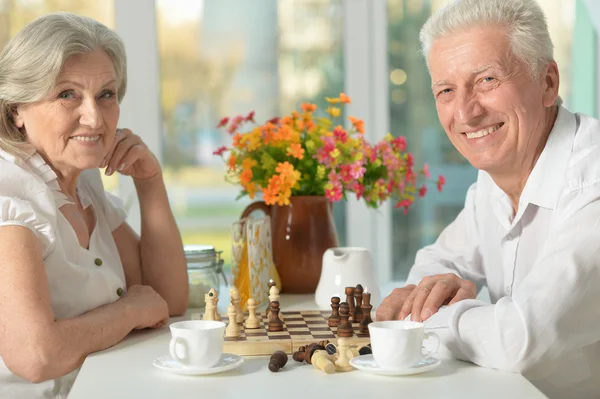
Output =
[
  {"x1": 119, "y1": 284, "x2": 169, "y2": 330},
  {"x1": 101, "y1": 128, "x2": 161, "y2": 181}
]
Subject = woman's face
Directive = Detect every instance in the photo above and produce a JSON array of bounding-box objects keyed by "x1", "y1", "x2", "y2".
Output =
[{"x1": 12, "y1": 50, "x2": 120, "y2": 173}]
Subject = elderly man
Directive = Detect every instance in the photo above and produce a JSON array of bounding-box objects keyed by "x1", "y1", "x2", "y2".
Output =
[{"x1": 376, "y1": 0, "x2": 600, "y2": 398}]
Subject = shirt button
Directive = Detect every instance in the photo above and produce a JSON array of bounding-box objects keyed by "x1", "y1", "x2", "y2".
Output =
[
  {"x1": 116, "y1": 288, "x2": 124, "y2": 297},
  {"x1": 94, "y1": 258, "x2": 103, "y2": 266}
]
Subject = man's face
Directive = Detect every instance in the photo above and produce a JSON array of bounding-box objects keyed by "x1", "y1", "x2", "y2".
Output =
[{"x1": 428, "y1": 25, "x2": 559, "y2": 174}]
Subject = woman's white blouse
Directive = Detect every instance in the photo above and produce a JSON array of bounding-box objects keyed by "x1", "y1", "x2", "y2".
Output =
[{"x1": 0, "y1": 148, "x2": 128, "y2": 398}]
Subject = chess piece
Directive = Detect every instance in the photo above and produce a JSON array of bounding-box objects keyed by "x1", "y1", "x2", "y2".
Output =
[
  {"x1": 230, "y1": 286, "x2": 244, "y2": 324},
  {"x1": 334, "y1": 338, "x2": 353, "y2": 371},
  {"x1": 359, "y1": 291, "x2": 373, "y2": 334},
  {"x1": 265, "y1": 279, "x2": 277, "y2": 317},
  {"x1": 345, "y1": 287, "x2": 355, "y2": 316},
  {"x1": 268, "y1": 350, "x2": 288, "y2": 372},
  {"x1": 203, "y1": 290, "x2": 217, "y2": 321},
  {"x1": 292, "y1": 346, "x2": 307, "y2": 362},
  {"x1": 328, "y1": 296, "x2": 341, "y2": 327},
  {"x1": 244, "y1": 298, "x2": 261, "y2": 329},
  {"x1": 336, "y1": 302, "x2": 353, "y2": 337},
  {"x1": 268, "y1": 301, "x2": 283, "y2": 332},
  {"x1": 359, "y1": 344, "x2": 372, "y2": 355},
  {"x1": 352, "y1": 284, "x2": 364, "y2": 323},
  {"x1": 225, "y1": 304, "x2": 241, "y2": 338},
  {"x1": 311, "y1": 350, "x2": 336, "y2": 374},
  {"x1": 325, "y1": 343, "x2": 337, "y2": 355},
  {"x1": 304, "y1": 343, "x2": 325, "y2": 365},
  {"x1": 267, "y1": 284, "x2": 283, "y2": 323}
]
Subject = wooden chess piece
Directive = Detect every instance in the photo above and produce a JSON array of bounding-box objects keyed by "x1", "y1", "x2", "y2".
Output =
[
  {"x1": 292, "y1": 346, "x2": 307, "y2": 362},
  {"x1": 328, "y1": 296, "x2": 341, "y2": 327},
  {"x1": 265, "y1": 279, "x2": 277, "y2": 318},
  {"x1": 244, "y1": 298, "x2": 261, "y2": 329},
  {"x1": 268, "y1": 301, "x2": 283, "y2": 332},
  {"x1": 213, "y1": 289, "x2": 222, "y2": 321},
  {"x1": 345, "y1": 287, "x2": 355, "y2": 316},
  {"x1": 311, "y1": 350, "x2": 336, "y2": 374},
  {"x1": 267, "y1": 284, "x2": 283, "y2": 323},
  {"x1": 268, "y1": 350, "x2": 288, "y2": 372},
  {"x1": 304, "y1": 343, "x2": 326, "y2": 365},
  {"x1": 334, "y1": 338, "x2": 353, "y2": 371},
  {"x1": 352, "y1": 284, "x2": 364, "y2": 323},
  {"x1": 336, "y1": 302, "x2": 353, "y2": 337},
  {"x1": 359, "y1": 344, "x2": 372, "y2": 355},
  {"x1": 359, "y1": 291, "x2": 373, "y2": 334},
  {"x1": 225, "y1": 304, "x2": 241, "y2": 338},
  {"x1": 230, "y1": 286, "x2": 244, "y2": 324},
  {"x1": 325, "y1": 343, "x2": 337, "y2": 355},
  {"x1": 203, "y1": 290, "x2": 216, "y2": 321}
]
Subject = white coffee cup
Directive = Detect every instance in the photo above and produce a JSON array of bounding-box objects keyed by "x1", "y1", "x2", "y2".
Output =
[
  {"x1": 169, "y1": 320, "x2": 226, "y2": 369},
  {"x1": 368, "y1": 320, "x2": 439, "y2": 370}
]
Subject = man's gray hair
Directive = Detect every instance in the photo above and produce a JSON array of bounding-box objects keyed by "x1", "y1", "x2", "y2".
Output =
[
  {"x1": 419, "y1": 0, "x2": 554, "y2": 78},
  {"x1": 0, "y1": 12, "x2": 127, "y2": 156}
]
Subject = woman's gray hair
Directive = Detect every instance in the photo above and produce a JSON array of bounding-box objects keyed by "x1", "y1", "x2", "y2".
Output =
[
  {"x1": 419, "y1": 0, "x2": 554, "y2": 78},
  {"x1": 0, "y1": 12, "x2": 127, "y2": 156}
]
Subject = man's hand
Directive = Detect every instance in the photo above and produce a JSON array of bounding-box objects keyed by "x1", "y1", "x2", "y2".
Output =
[
  {"x1": 399, "y1": 274, "x2": 476, "y2": 321},
  {"x1": 375, "y1": 285, "x2": 417, "y2": 321}
]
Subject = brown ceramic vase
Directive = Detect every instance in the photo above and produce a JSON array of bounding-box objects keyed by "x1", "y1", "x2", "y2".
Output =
[{"x1": 241, "y1": 196, "x2": 339, "y2": 293}]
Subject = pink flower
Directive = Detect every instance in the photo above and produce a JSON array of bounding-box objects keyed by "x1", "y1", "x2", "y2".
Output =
[
  {"x1": 423, "y1": 163, "x2": 431, "y2": 179},
  {"x1": 212, "y1": 146, "x2": 227, "y2": 156},
  {"x1": 419, "y1": 184, "x2": 428, "y2": 197},
  {"x1": 217, "y1": 117, "x2": 229, "y2": 128},
  {"x1": 245, "y1": 111, "x2": 255, "y2": 123},
  {"x1": 267, "y1": 117, "x2": 280, "y2": 125},
  {"x1": 392, "y1": 136, "x2": 407, "y2": 152},
  {"x1": 352, "y1": 182, "x2": 365, "y2": 199},
  {"x1": 437, "y1": 175, "x2": 446, "y2": 192},
  {"x1": 339, "y1": 164, "x2": 353, "y2": 184},
  {"x1": 350, "y1": 161, "x2": 366, "y2": 179},
  {"x1": 328, "y1": 170, "x2": 340, "y2": 183},
  {"x1": 325, "y1": 181, "x2": 343, "y2": 202},
  {"x1": 333, "y1": 126, "x2": 348, "y2": 143}
]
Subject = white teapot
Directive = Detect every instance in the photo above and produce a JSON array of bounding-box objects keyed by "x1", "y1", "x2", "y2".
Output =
[{"x1": 315, "y1": 247, "x2": 381, "y2": 310}]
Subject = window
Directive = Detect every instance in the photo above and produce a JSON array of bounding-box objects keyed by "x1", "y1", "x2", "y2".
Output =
[
  {"x1": 387, "y1": 0, "x2": 575, "y2": 279},
  {"x1": 155, "y1": 0, "x2": 345, "y2": 271}
]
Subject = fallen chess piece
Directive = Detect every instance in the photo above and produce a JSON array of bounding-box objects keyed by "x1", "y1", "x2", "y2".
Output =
[
  {"x1": 268, "y1": 350, "x2": 288, "y2": 372},
  {"x1": 311, "y1": 350, "x2": 336, "y2": 374}
]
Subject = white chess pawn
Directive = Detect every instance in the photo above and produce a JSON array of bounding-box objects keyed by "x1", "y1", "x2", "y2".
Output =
[
  {"x1": 230, "y1": 286, "x2": 244, "y2": 324},
  {"x1": 334, "y1": 338, "x2": 353, "y2": 371},
  {"x1": 225, "y1": 304, "x2": 241, "y2": 338},
  {"x1": 268, "y1": 285, "x2": 283, "y2": 322},
  {"x1": 203, "y1": 292, "x2": 216, "y2": 321},
  {"x1": 244, "y1": 298, "x2": 261, "y2": 329}
]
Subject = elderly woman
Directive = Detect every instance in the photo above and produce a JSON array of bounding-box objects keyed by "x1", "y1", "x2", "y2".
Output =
[{"x1": 0, "y1": 13, "x2": 188, "y2": 398}]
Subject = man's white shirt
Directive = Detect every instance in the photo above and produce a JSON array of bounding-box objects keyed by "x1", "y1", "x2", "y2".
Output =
[{"x1": 407, "y1": 106, "x2": 600, "y2": 399}]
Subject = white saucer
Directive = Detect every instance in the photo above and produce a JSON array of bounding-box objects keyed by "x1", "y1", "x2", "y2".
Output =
[
  {"x1": 349, "y1": 355, "x2": 441, "y2": 376},
  {"x1": 153, "y1": 353, "x2": 244, "y2": 376}
]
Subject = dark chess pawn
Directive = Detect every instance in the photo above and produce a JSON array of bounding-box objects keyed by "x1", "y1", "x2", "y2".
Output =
[
  {"x1": 265, "y1": 279, "x2": 277, "y2": 318},
  {"x1": 328, "y1": 296, "x2": 341, "y2": 327},
  {"x1": 337, "y1": 302, "x2": 354, "y2": 338},
  {"x1": 325, "y1": 342, "x2": 337, "y2": 355},
  {"x1": 359, "y1": 291, "x2": 373, "y2": 334},
  {"x1": 345, "y1": 287, "x2": 355, "y2": 316},
  {"x1": 268, "y1": 301, "x2": 284, "y2": 332},
  {"x1": 352, "y1": 284, "x2": 364, "y2": 323},
  {"x1": 305, "y1": 343, "x2": 326, "y2": 365},
  {"x1": 292, "y1": 346, "x2": 307, "y2": 362},
  {"x1": 359, "y1": 344, "x2": 372, "y2": 355},
  {"x1": 268, "y1": 350, "x2": 288, "y2": 372}
]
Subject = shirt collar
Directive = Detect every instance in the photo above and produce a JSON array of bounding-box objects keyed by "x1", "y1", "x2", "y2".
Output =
[{"x1": 520, "y1": 105, "x2": 576, "y2": 210}]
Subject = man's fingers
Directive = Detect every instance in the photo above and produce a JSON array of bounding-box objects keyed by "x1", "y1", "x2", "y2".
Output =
[
  {"x1": 420, "y1": 281, "x2": 456, "y2": 320},
  {"x1": 375, "y1": 305, "x2": 398, "y2": 321},
  {"x1": 410, "y1": 284, "x2": 436, "y2": 321},
  {"x1": 448, "y1": 282, "x2": 477, "y2": 305},
  {"x1": 399, "y1": 289, "x2": 418, "y2": 320}
]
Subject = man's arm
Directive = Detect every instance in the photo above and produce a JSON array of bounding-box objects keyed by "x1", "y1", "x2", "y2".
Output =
[
  {"x1": 377, "y1": 182, "x2": 486, "y2": 321},
  {"x1": 433, "y1": 189, "x2": 600, "y2": 373}
]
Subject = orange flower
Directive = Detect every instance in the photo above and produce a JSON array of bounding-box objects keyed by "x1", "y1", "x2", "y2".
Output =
[
  {"x1": 339, "y1": 93, "x2": 351, "y2": 104},
  {"x1": 240, "y1": 168, "x2": 252, "y2": 184},
  {"x1": 349, "y1": 116, "x2": 365, "y2": 134},
  {"x1": 287, "y1": 143, "x2": 305, "y2": 160},
  {"x1": 227, "y1": 154, "x2": 237, "y2": 170},
  {"x1": 301, "y1": 103, "x2": 317, "y2": 113}
]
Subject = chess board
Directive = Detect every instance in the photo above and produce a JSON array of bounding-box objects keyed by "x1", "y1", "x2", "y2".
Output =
[{"x1": 193, "y1": 310, "x2": 371, "y2": 357}]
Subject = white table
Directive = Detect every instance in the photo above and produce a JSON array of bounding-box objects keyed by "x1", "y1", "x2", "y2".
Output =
[{"x1": 68, "y1": 294, "x2": 547, "y2": 399}]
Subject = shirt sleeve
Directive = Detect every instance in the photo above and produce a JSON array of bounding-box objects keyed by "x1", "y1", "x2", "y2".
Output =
[
  {"x1": 406, "y1": 182, "x2": 487, "y2": 291},
  {"x1": 80, "y1": 169, "x2": 128, "y2": 232},
  {"x1": 0, "y1": 196, "x2": 55, "y2": 258},
  {"x1": 428, "y1": 184, "x2": 600, "y2": 374}
]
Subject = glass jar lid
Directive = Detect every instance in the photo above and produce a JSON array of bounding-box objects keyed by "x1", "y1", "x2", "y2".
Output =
[{"x1": 184, "y1": 244, "x2": 218, "y2": 268}]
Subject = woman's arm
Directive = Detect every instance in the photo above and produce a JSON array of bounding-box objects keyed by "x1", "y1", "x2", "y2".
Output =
[
  {"x1": 0, "y1": 226, "x2": 169, "y2": 383},
  {"x1": 112, "y1": 173, "x2": 188, "y2": 316}
]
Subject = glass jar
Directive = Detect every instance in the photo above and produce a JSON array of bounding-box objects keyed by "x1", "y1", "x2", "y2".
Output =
[{"x1": 185, "y1": 244, "x2": 228, "y2": 308}]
